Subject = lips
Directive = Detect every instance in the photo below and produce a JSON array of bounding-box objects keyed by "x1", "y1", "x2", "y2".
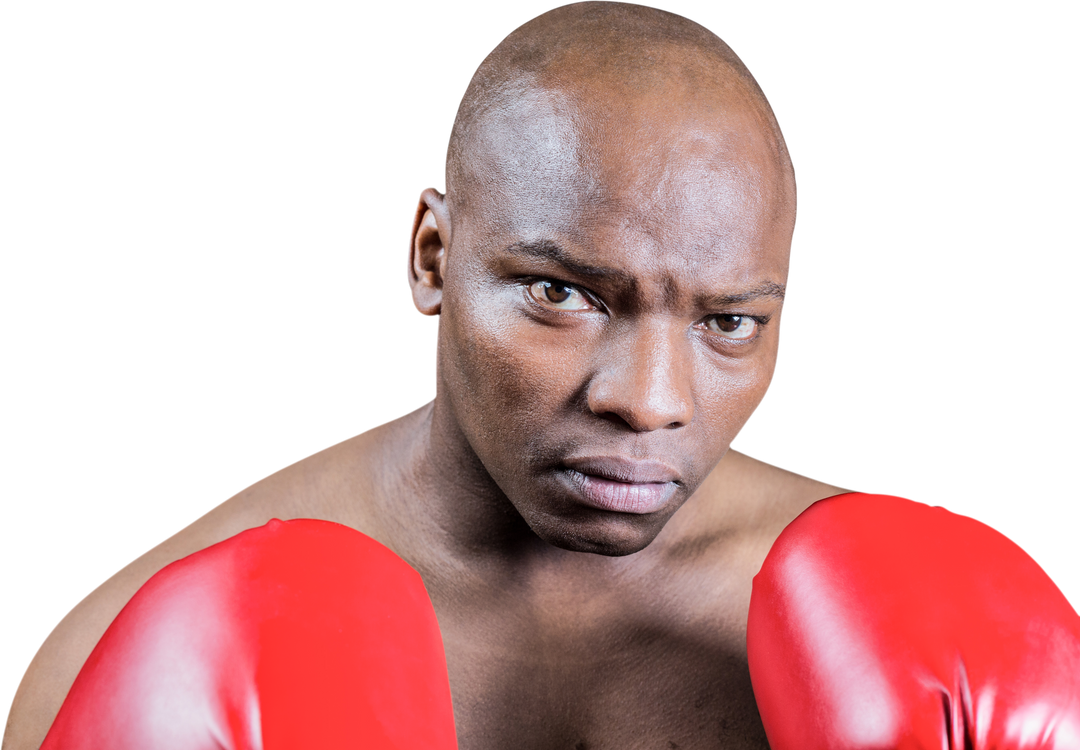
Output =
[
  {"x1": 560, "y1": 456, "x2": 680, "y2": 514},
  {"x1": 563, "y1": 456, "x2": 679, "y2": 484}
]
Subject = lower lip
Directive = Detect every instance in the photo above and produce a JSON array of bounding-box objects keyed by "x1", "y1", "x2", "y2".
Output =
[{"x1": 564, "y1": 470, "x2": 678, "y2": 515}]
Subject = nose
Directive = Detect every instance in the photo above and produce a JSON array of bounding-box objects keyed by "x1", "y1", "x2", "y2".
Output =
[{"x1": 586, "y1": 317, "x2": 695, "y2": 432}]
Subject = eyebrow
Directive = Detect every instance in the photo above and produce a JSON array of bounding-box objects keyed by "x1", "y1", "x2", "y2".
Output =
[
  {"x1": 703, "y1": 282, "x2": 786, "y2": 306},
  {"x1": 503, "y1": 239, "x2": 636, "y2": 284},
  {"x1": 504, "y1": 238, "x2": 786, "y2": 305}
]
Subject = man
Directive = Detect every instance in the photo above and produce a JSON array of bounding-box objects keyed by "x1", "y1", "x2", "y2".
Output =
[{"x1": 5, "y1": 3, "x2": 1076, "y2": 749}]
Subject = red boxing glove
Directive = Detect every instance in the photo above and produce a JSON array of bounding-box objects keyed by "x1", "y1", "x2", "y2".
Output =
[
  {"x1": 42, "y1": 519, "x2": 458, "y2": 750},
  {"x1": 748, "y1": 493, "x2": 1080, "y2": 750}
]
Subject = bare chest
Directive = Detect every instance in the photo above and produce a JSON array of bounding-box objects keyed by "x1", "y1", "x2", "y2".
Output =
[{"x1": 431, "y1": 584, "x2": 768, "y2": 750}]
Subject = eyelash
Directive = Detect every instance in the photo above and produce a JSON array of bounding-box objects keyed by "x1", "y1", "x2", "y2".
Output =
[
  {"x1": 696, "y1": 314, "x2": 771, "y2": 344},
  {"x1": 520, "y1": 277, "x2": 770, "y2": 341},
  {"x1": 522, "y1": 277, "x2": 604, "y2": 312}
]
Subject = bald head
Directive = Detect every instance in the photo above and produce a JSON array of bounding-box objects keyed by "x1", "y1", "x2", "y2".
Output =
[
  {"x1": 410, "y1": 3, "x2": 800, "y2": 556},
  {"x1": 446, "y1": 1, "x2": 793, "y2": 222}
]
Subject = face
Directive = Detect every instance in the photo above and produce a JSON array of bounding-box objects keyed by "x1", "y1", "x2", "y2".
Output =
[{"x1": 421, "y1": 73, "x2": 794, "y2": 556}]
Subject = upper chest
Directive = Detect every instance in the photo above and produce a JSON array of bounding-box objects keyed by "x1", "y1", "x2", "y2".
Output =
[{"x1": 425, "y1": 550, "x2": 770, "y2": 750}]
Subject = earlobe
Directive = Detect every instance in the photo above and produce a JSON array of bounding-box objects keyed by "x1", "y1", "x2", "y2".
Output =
[{"x1": 409, "y1": 188, "x2": 451, "y2": 316}]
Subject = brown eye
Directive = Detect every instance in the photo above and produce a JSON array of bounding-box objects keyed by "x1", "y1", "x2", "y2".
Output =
[
  {"x1": 704, "y1": 314, "x2": 757, "y2": 340},
  {"x1": 527, "y1": 280, "x2": 594, "y2": 311},
  {"x1": 545, "y1": 283, "x2": 571, "y2": 304}
]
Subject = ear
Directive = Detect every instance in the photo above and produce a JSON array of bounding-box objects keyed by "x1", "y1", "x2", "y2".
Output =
[{"x1": 409, "y1": 188, "x2": 452, "y2": 316}]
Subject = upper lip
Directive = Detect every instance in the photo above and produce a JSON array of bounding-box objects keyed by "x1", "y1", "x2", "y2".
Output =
[{"x1": 562, "y1": 456, "x2": 680, "y2": 485}]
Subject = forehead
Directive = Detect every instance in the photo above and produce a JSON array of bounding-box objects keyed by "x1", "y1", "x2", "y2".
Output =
[{"x1": 454, "y1": 77, "x2": 794, "y2": 286}]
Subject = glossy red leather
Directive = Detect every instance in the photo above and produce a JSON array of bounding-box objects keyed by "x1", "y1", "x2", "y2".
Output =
[
  {"x1": 42, "y1": 518, "x2": 458, "y2": 749},
  {"x1": 748, "y1": 493, "x2": 1080, "y2": 750}
]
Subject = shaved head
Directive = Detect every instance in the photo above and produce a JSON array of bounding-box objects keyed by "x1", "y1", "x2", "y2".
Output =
[
  {"x1": 446, "y1": 1, "x2": 794, "y2": 224},
  {"x1": 411, "y1": 2, "x2": 799, "y2": 555}
]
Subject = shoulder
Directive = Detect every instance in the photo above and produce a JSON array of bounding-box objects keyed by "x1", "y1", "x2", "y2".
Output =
[
  {"x1": 89, "y1": 518, "x2": 414, "y2": 620},
  {"x1": 113, "y1": 518, "x2": 431, "y2": 656},
  {"x1": 36, "y1": 519, "x2": 440, "y2": 750},
  {"x1": 637, "y1": 451, "x2": 847, "y2": 651},
  {"x1": 2, "y1": 413, "x2": 416, "y2": 750},
  {"x1": 2, "y1": 497, "x2": 268, "y2": 749},
  {"x1": 691, "y1": 450, "x2": 847, "y2": 540},
  {"x1": 653, "y1": 450, "x2": 848, "y2": 564}
]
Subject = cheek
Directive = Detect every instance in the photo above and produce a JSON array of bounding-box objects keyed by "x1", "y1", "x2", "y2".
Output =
[
  {"x1": 692, "y1": 340, "x2": 778, "y2": 447},
  {"x1": 438, "y1": 275, "x2": 592, "y2": 453}
]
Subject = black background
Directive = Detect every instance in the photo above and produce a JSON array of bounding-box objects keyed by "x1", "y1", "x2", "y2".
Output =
[{"x1": 8, "y1": 2, "x2": 1071, "y2": 708}]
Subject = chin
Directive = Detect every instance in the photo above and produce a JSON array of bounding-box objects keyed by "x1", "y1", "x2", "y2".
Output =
[{"x1": 530, "y1": 511, "x2": 667, "y2": 557}]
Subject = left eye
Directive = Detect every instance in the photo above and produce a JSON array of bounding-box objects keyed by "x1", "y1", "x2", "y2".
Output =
[
  {"x1": 703, "y1": 314, "x2": 758, "y2": 340},
  {"x1": 527, "y1": 280, "x2": 594, "y2": 311}
]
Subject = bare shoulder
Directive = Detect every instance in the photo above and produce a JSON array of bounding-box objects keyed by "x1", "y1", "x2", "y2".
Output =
[
  {"x1": 656, "y1": 447, "x2": 859, "y2": 570},
  {"x1": 709, "y1": 449, "x2": 847, "y2": 533},
  {"x1": 2, "y1": 413, "x2": 415, "y2": 750},
  {"x1": 657, "y1": 450, "x2": 846, "y2": 580}
]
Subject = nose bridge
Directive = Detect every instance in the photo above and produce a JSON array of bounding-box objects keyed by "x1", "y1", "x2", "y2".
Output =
[{"x1": 587, "y1": 314, "x2": 694, "y2": 432}]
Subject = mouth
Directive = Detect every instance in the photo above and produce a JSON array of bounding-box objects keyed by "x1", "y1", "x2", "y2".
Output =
[{"x1": 560, "y1": 456, "x2": 681, "y2": 515}]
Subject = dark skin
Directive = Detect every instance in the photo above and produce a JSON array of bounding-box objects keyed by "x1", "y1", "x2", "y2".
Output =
[
  {"x1": 4, "y1": 4, "x2": 843, "y2": 748},
  {"x1": 409, "y1": 27, "x2": 832, "y2": 746}
]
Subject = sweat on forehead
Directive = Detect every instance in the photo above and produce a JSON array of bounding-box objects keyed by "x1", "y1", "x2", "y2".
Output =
[{"x1": 445, "y1": 1, "x2": 793, "y2": 220}]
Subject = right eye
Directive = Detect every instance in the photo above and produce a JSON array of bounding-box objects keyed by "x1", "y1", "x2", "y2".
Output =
[{"x1": 527, "y1": 280, "x2": 594, "y2": 311}]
